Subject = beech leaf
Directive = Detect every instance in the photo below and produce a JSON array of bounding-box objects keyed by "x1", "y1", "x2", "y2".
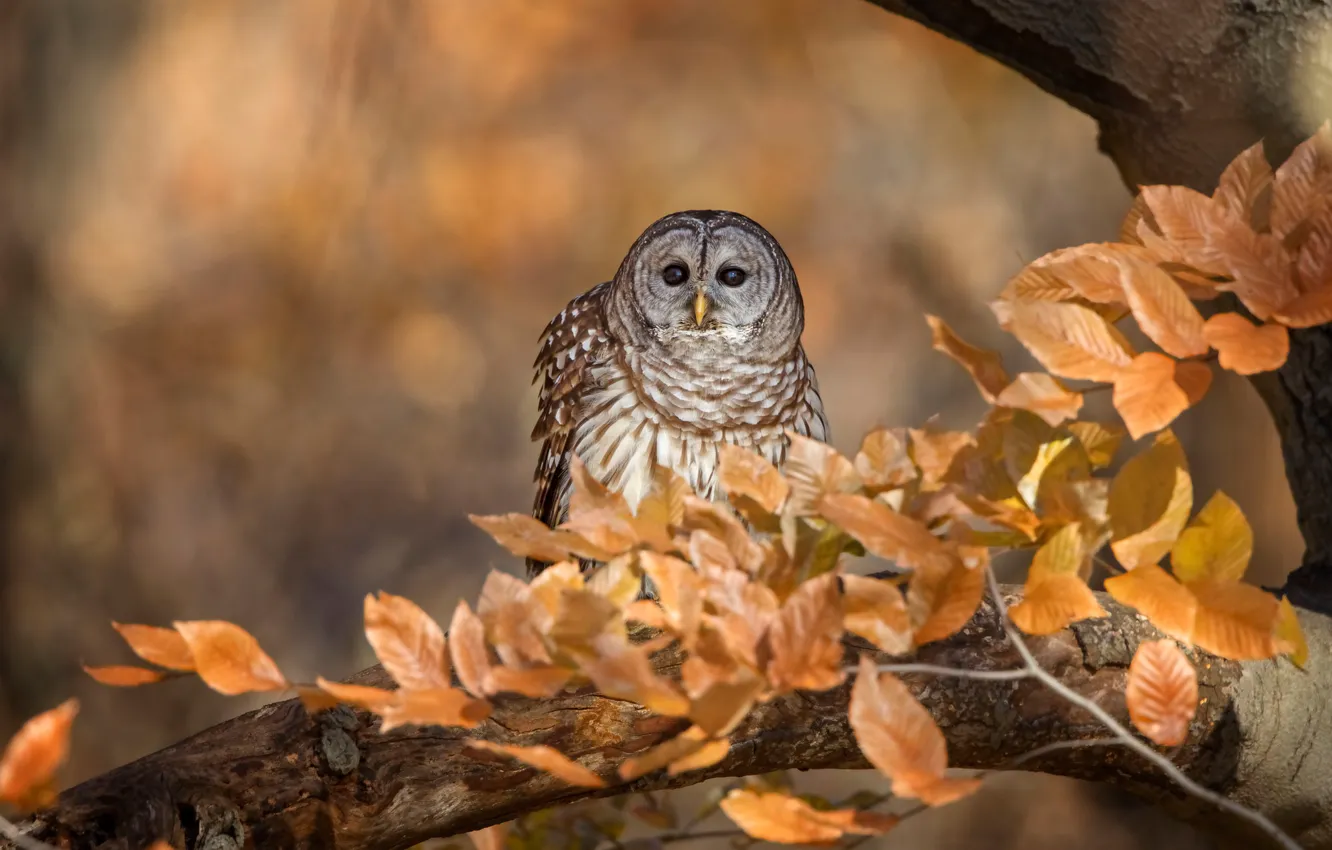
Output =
[
  {"x1": 172, "y1": 621, "x2": 287, "y2": 695},
  {"x1": 1126, "y1": 640, "x2": 1198, "y2": 747}
]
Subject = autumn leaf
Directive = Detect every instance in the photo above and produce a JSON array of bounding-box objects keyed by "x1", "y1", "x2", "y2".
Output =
[
  {"x1": 82, "y1": 665, "x2": 169, "y2": 686},
  {"x1": 467, "y1": 741, "x2": 605, "y2": 788},
  {"x1": 1109, "y1": 431, "x2": 1193, "y2": 570},
  {"x1": 1214, "y1": 140, "x2": 1273, "y2": 229},
  {"x1": 1009, "y1": 524, "x2": 1107, "y2": 635},
  {"x1": 1273, "y1": 285, "x2": 1332, "y2": 328},
  {"x1": 1007, "y1": 300, "x2": 1135, "y2": 382},
  {"x1": 485, "y1": 664, "x2": 573, "y2": 698},
  {"x1": 0, "y1": 699, "x2": 78, "y2": 808},
  {"x1": 1126, "y1": 640, "x2": 1198, "y2": 746},
  {"x1": 909, "y1": 427, "x2": 976, "y2": 486},
  {"x1": 380, "y1": 688, "x2": 493, "y2": 732},
  {"x1": 1171, "y1": 492, "x2": 1253, "y2": 584},
  {"x1": 720, "y1": 788, "x2": 899, "y2": 844},
  {"x1": 818, "y1": 493, "x2": 952, "y2": 573},
  {"x1": 907, "y1": 549, "x2": 986, "y2": 646},
  {"x1": 111, "y1": 622, "x2": 195, "y2": 672},
  {"x1": 854, "y1": 428, "x2": 917, "y2": 493},
  {"x1": 364, "y1": 591, "x2": 450, "y2": 691},
  {"x1": 313, "y1": 677, "x2": 400, "y2": 712},
  {"x1": 1276, "y1": 597, "x2": 1309, "y2": 667},
  {"x1": 1138, "y1": 185, "x2": 1233, "y2": 276},
  {"x1": 1068, "y1": 421, "x2": 1126, "y2": 469},
  {"x1": 580, "y1": 635, "x2": 690, "y2": 716},
  {"x1": 1210, "y1": 216, "x2": 1298, "y2": 319},
  {"x1": 468, "y1": 824, "x2": 509, "y2": 850},
  {"x1": 1202, "y1": 313, "x2": 1290, "y2": 374},
  {"x1": 843, "y1": 574, "x2": 912, "y2": 655},
  {"x1": 468, "y1": 512, "x2": 609, "y2": 563},
  {"x1": 1271, "y1": 123, "x2": 1332, "y2": 239},
  {"x1": 1112, "y1": 353, "x2": 1211, "y2": 440},
  {"x1": 568, "y1": 455, "x2": 629, "y2": 518},
  {"x1": 995, "y1": 373, "x2": 1083, "y2": 426},
  {"x1": 1104, "y1": 565, "x2": 1197, "y2": 644},
  {"x1": 1189, "y1": 580, "x2": 1281, "y2": 660},
  {"x1": 1116, "y1": 259, "x2": 1208, "y2": 358},
  {"x1": 783, "y1": 433, "x2": 861, "y2": 516},
  {"x1": 718, "y1": 443, "x2": 790, "y2": 514},
  {"x1": 636, "y1": 464, "x2": 690, "y2": 528},
  {"x1": 848, "y1": 656, "x2": 980, "y2": 805},
  {"x1": 668, "y1": 737, "x2": 732, "y2": 775},
  {"x1": 926, "y1": 315, "x2": 1009, "y2": 401},
  {"x1": 620, "y1": 726, "x2": 712, "y2": 780},
  {"x1": 449, "y1": 600, "x2": 494, "y2": 697},
  {"x1": 173, "y1": 621, "x2": 287, "y2": 695},
  {"x1": 765, "y1": 573, "x2": 846, "y2": 692}
]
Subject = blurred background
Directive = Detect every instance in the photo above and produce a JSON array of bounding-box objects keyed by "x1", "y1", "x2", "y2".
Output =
[{"x1": 0, "y1": 1, "x2": 1301, "y2": 847}]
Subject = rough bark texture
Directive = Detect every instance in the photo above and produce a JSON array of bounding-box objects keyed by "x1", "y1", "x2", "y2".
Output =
[
  {"x1": 14, "y1": 593, "x2": 1327, "y2": 850},
  {"x1": 10, "y1": 0, "x2": 1332, "y2": 848}
]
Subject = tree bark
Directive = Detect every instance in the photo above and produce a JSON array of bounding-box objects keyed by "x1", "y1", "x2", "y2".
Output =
[
  {"x1": 12, "y1": 1, "x2": 1332, "y2": 848},
  {"x1": 15, "y1": 593, "x2": 1329, "y2": 850}
]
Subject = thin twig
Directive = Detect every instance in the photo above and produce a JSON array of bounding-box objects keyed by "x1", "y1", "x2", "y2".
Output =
[
  {"x1": 0, "y1": 814, "x2": 56, "y2": 850},
  {"x1": 655, "y1": 828, "x2": 748, "y2": 845},
  {"x1": 1004, "y1": 738, "x2": 1125, "y2": 768},
  {"x1": 857, "y1": 662, "x2": 1030, "y2": 681},
  {"x1": 984, "y1": 568, "x2": 1301, "y2": 850}
]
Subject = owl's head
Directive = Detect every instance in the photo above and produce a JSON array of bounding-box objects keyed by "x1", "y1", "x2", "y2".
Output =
[{"x1": 607, "y1": 210, "x2": 805, "y2": 357}]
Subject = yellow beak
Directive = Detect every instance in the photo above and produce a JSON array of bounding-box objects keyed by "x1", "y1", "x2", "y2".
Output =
[{"x1": 694, "y1": 290, "x2": 709, "y2": 326}]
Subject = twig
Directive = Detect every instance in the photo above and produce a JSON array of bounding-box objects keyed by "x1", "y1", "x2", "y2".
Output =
[
  {"x1": 0, "y1": 814, "x2": 56, "y2": 850},
  {"x1": 983, "y1": 568, "x2": 1301, "y2": 850},
  {"x1": 866, "y1": 662, "x2": 1029, "y2": 681},
  {"x1": 1004, "y1": 738, "x2": 1125, "y2": 768},
  {"x1": 655, "y1": 828, "x2": 748, "y2": 845}
]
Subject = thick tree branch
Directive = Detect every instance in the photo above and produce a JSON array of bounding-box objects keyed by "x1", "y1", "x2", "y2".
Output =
[{"x1": 13, "y1": 592, "x2": 1330, "y2": 850}]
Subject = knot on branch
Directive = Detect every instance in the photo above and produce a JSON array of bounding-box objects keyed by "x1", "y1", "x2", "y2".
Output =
[{"x1": 318, "y1": 706, "x2": 362, "y2": 776}]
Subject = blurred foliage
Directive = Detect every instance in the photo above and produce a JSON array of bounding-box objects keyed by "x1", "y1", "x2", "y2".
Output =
[{"x1": 0, "y1": 0, "x2": 1297, "y2": 847}]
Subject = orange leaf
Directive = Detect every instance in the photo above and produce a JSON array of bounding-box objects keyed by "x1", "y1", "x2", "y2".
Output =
[
  {"x1": 0, "y1": 699, "x2": 78, "y2": 807},
  {"x1": 1068, "y1": 421, "x2": 1126, "y2": 469},
  {"x1": 448, "y1": 600, "x2": 493, "y2": 697},
  {"x1": 908, "y1": 551, "x2": 986, "y2": 646},
  {"x1": 1273, "y1": 284, "x2": 1332, "y2": 328},
  {"x1": 112, "y1": 622, "x2": 195, "y2": 672},
  {"x1": 485, "y1": 665, "x2": 572, "y2": 698},
  {"x1": 1112, "y1": 353, "x2": 1209, "y2": 440},
  {"x1": 1211, "y1": 218, "x2": 1298, "y2": 319},
  {"x1": 1276, "y1": 597, "x2": 1309, "y2": 668},
  {"x1": 467, "y1": 741, "x2": 605, "y2": 788},
  {"x1": 364, "y1": 591, "x2": 450, "y2": 691},
  {"x1": 1116, "y1": 259, "x2": 1208, "y2": 358},
  {"x1": 765, "y1": 574, "x2": 846, "y2": 693},
  {"x1": 1009, "y1": 574, "x2": 1106, "y2": 635},
  {"x1": 173, "y1": 621, "x2": 287, "y2": 695},
  {"x1": 1189, "y1": 580, "x2": 1280, "y2": 660},
  {"x1": 1007, "y1": 301, "x2": 1134, "y2": 382},
  {"x1": 819, "y1": 493, "x2": 952, "y2": 573},
  {"x1": 468, "y1": 512, "x2": 609, "y2": 562},
  {"x1": 568, "y1": 455, "x2": 629, "y2": 518},
  {"x1": 313, "y1": 676, "x2": 400, "y2": 712},
  {"x1": 1202, "y1": 313, "x2": 1290, "y2": 374},
  {"x1": 1109, "y1": 432, "x2": 1193, "y2": 570},
  {"x1": 718, "y1": 444, "x2": 789, "y2": 514},
  {"x1": 854, "y1": 429, "x2": 917, "y2": 492},
  {"x1": 1139, "y1": 185, "x2": 1233, "y2": 276},
  {"x1": 1104, "y1": 564, "x2": 1198, "y2": 644},
  {"x1": 720, "y1": 788, "x2": 899, "y2": 844},
  {"x1": 1271, "y1": 123, "x2": 1332, "y2": 238},
  {"x1": 668, "y1": 737, "x2": 732, "y2": 775},
  {"x1": 580, "y1": 636, "x2": 690, "y2": 716},
  {"x1": 908, "y1": 427, "x2": 976, "y2": 487},
  {"x1": 82, "y1": 665, "x2": 168, "y2": 687},
  {"x1": 1125, "y1": 640, "x2": 1197, "y2": 746},
  {"x1": 1214, "y1": 141, "x2": 1274, "y2": 228},
  {"x1": 380, "y1": 687, "x2": 492, "y2": 732},
  {"x1": 849, "y1": 656, "x2": 968, "y2": 804},
  {"x1": 926, "y1": 314, "x2": 1009, "y2": 401},
  {"x1": 467, "y1": 824, "x2": 509, "y2": 850},
  {"x1": 619, "y1": 726, "x2": 710, "y2": 780},
  {"x1": 995, "y1": 373, "x2": 1083, "y2": 426},
  {"x1": 783, "y1": 433, "x2": 861, "y2": 516},
  {"x1": 842, "y1": 574, "x2": 912, "y2": 655}
]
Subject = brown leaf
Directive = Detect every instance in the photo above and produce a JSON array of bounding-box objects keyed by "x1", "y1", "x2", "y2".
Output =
[
  {"x1": 567, "y1": 455, "x2": 629, "y2": 518},
  {"x1": 1202, "y1": 313, "x2": 1290, "y2": 374},
  {"x1": 907, "y1": 550, "x2": 986, "y2": 646},
  {"x1": 854, "y1": 429, "x2": 917, "y2": 492},
  {"x1": 562, "y1": 508, "x2": 671, "y2": 556},
  {"x1": 1008, "y1": 301, "x2": 1135, "y2": 381},
  {"x1": 1116, "y1": 259, "x2": 1209, "y2": 358},
  {"x1": 1211, "y1": 217, "x2": 1298, "y2": 319},
  {"x1": 173, "y1": 621, "x2": 287, "y2": 695},
  {"x1": 448, "y1": 600, "x2": 493, "y2": 698},
  {"x1": 636, "y1": 464, "x2": 691, "y2": 528},
  {"x1": 313, "y1": 676, "x2": 400, "y2": 712},
  {"x1": 995, "y1": 373, "x2": 1083, "y2": 426},
  {"x1": 1214, "y1": 141, "x2": 1273, "y2": 229},
  {"x1": 1104, "y1": 564, "x2": 1198, "y2": 644},
  {"x1": 1139, "y1": 185, "x2": 1233, "y2": 276},
  {"x1": 364, "y1": 591, "x2": 450, "y2": 691},
  {"x1": 849, "y1": 656, "x2": 967, "y2": 804},
  {"x1": 667, "y1": 737, "x2": 732, "y2": 775},
  {"x1": 765, "y1": 573, "x2": 846, "y2": 693},
  {"x1": 468, "y1": 512, "x2": 609, "y2": 563},
  {"x1": 908, "y1": 428, "x2": 976, "y2": 487},
  {"x1": 1112, "y1": 353, "x2": 1206, "y2": 440},
  {"x1": 720, "y1": 788, "x2": 898, "y2": 844},
  {"x1": 926, "y1": 315, "x2": 1010, "y2": 401},
  {"x1": 0, "y1": 699, "x2": 78, "y2": 808},
  {"x1": 467, "y1": 741, "x2": 605, "y2": 788},
  {"x1": 580, "y1": 635, "x2": 690, "y2": 716},
  {"x1": 1171, "y1": 491, "x2": 1253, "y2": 584},
  {"x1": 380, "y1": 687, "x2": 492, "y2": 732},
  {"x1": 1109, "y1": 431, "x2": 1193, "y2": 570},
  {"x1": 619, "y1": 726, "x2": 711, "y2": 780},
  {"x1": 843, "y1": 574, "x2": 912, "y2": 655},
  {"x1": 468, "y1": 824, "x2": 509, "y2": 850},
  {"x1": 819, "y1": 493, "x2": 952, "y2": 573},
  {"x1": 783, "y1": 433, "x2": 861, "y2": 516},
  {"x1": 718, "y1": 443, "x2": 790, "y2": 514},
  {"x1": 82, "y1": 665, "x2": 169, "y2": 687},
  {"x1": 1126, "y1": 640, "x2": 1198, "y2": 747},
  {"x1": 1068, "y1": 421, "x2": 1126, "y2": 468},
  {"x1": 485, "y1": 664, "x2": 572, "y2": 698},
  {"x1": 112, "y1": 622, "x2": 195, "y2": 672},
  {"x1": 1272, "y1": 123, "x2": 1332, "y2": 239},
  {"x1": 1008, "y1": 574, "x2": 1107, "y2": 635},
  {"x1": 1273, "y1": 284, "x2": 1332, "y2": 328},
  {"x1": 689, "y1": 675, "x2": 764, "y2": 737},
  {"x1": 640, "y1": 552, "x2": 703, "y2": 643}
]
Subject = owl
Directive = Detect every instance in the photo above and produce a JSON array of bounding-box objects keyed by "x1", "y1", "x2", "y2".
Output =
[{"x1": 527, "y1": 210, "x2": 829, "y2": 575}]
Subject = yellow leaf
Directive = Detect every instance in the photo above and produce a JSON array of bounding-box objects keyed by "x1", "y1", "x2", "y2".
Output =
[
  {"x1": 111, "y1": 622, "x2": 195, "y2": 672},
  {"x1": 636, "y1": 464, "x2": 690, "y2": 528},
  {"x1": 1109, "y1": 432, "x2": 1193, "y2": 570},
  {"x1": 364, "y1": 591, "x2": 450, "y2": 691},
  {"x1": 1126, "y1": 640, "x2": 1198, "y2": 746},
  {"x1": 926, "y1": 314, "x2": 1009, "y2": 401},
  {"x1": 842, "y1": 574, "x2": 912, "y2": 655},
  {"x1": 1171, "y1": 492, "x2": 1253, "y2": 583},
  {"x1": 1009, "y1": 574, "x2": 1107, "y2": 635},
  {"x1": 1104, "y1": 564, "x2": 1198, "y2": 644},
  {"x1": 908, "y1": 550, "x2": 986, "y2": 646},
  {"x1": 818, "y1": 493, "x2": 952, "y2": 572},
  {"x1": 1203, "y1": 313, "x2": 1290, "y2": 375},
  {"x1": 1008, "y1": 301, "x2": 1135, "y2": 382},
  {"x1": 1068, "y1": 421, "x2": 1126, "y2": 469},
  {"x1": 172, "y1": 621, "x2": 287, "y2": 695},
  {"x1": 1028, "y1": 523, "x2": 1088, "y2": 581},
  {"x1": 82, "y1": 665, "x2": 169, "y2": 687},
  {"x1": 995, "y1": 373, "x2": 1083, "y2": 426},
  {"x1": 0, "y1": 699, "x2": 79, "y2": 808},
  {"x1": 467, "y1": 741, "x2": 605, "y2": 788},
  {"x1": 1275, "y1": 598, "x2": 1309, "y2": 667}
]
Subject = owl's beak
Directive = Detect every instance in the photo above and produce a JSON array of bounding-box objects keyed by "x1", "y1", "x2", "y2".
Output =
[{"x1": 693, "y1": 290, "x2": 709, "y2": 326}]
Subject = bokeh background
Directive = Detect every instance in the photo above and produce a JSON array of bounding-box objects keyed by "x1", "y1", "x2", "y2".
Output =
[{"x1": 0, "y1": 1, "x2": 1301, "y2": 847}]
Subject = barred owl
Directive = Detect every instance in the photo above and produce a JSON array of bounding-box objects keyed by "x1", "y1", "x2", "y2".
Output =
[{"x1": 528, "y1": 210, "x2": 828, "y2": 575}]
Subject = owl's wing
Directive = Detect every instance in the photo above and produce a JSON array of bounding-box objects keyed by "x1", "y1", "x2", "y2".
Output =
[{"x1": 530, "y1": 281, "x2": 614, "y2": 537}]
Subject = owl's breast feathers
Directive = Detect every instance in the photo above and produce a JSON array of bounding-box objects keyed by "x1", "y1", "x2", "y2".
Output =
[{"x1": 530, "y1": 282, "x2": 827, "y2": 563}]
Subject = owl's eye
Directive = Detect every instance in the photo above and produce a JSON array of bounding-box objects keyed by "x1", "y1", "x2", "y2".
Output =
[
  {"x1": 662, "y1": 264, "x2": 689, "y2": 286},
  {"x1": 718, "y1": 268, "x2": 747, "y2": 287}
]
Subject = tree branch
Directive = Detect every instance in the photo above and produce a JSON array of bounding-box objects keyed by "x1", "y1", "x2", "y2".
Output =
[{"x1": 15, "y1": 590, "x2": 1331, "y2": 850}]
